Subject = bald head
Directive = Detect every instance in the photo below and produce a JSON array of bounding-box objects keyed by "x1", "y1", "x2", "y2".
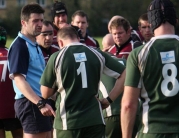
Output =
[{"x1": 102, "y1": 34, "x2": 114, "y2": 52}]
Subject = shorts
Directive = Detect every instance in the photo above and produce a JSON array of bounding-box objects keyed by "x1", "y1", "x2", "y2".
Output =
[
  {"x1": 53, "y1": 124, "x2": 105, "y2": 138},
  {"x1": 105, "y1": 115, "x2": 121, "y2": 138},
  {"x1": 137, "y1": 132, "x2": 179, "y2": 138},
  {"x1": 105, "y1": 115, "x2": 138, "y2": 138},
  {"x1": 0, "y1": 118, "x2": 22, "y2": 131},
  {"x1": 14, "y1": 98, "x2": 52, "y2": 134}
]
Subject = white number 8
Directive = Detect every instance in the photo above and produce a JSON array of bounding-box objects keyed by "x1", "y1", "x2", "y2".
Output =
[{"x1": 161, "y1": 63, "x2": 179, "y2": 97}]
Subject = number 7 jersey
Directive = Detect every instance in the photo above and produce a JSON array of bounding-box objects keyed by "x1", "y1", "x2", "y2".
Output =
[
  {"x1": 0, "y1": 47, "x2": 16, "y2": 119},
  {"x1": 125, "y1": 35, "x2": 179, "y2": 133}
]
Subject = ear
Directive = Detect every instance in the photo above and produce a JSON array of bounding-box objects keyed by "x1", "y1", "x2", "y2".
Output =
[
  {"x1": 58, "y1": 39, "x2": 64, "y2": 49},
  {"x1": 71, "y1": 21, "x2": 74, "y2": 25},
  {"x1": 138, "y1": 26, "x2": 141, "y2": 32},
  {"x1": 127, "y1": 28, "x2": 131, "y2": 35},
  {"x1": 21, "y1": 20, "x2": 26, "y2": 26}
]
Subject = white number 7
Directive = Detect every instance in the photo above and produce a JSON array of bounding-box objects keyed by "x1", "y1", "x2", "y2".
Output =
[
  {"x1": 0, "y1": 61, "x2": 8, "y2": 82},
  {"x1": 77, "y1": 62, "x2": 87, "y2": 88}
]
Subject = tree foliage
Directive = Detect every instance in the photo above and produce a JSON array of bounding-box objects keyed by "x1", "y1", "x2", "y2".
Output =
[{"x1": 1, "y1": 0, "x2": 179, "y2": 37}]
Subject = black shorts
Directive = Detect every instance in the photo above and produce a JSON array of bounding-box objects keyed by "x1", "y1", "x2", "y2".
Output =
[
  {"x1": 0, "y1": 118, "x2": 22, "y2": 131},
  {"x1": 14, "y1": 98, "x2": 52, "y2": 134}
]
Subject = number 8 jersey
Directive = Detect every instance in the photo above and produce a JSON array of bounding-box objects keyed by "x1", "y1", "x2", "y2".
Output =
[{"x1": 125, "y1": 35, "x2": 179, "y2": 133}]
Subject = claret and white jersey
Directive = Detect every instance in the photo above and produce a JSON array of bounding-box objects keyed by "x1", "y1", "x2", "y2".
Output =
[{"x1": 125, "y1": 35, "x2": 179, "y2": 133}]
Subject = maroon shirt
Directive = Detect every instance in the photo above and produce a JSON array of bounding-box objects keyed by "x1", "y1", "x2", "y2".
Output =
[
  {"x1": 84, "y1": 34, "x2": 100, "y2": 48},
  {"x1": 0, "y1": 46, "x2": 16, "y2": 119},
  {"x1": 40, "y1": 44, "x2": 60, "y2": 64},
  {"x1": 108, "y1": 38, "x2": 142, "y2": 59}
]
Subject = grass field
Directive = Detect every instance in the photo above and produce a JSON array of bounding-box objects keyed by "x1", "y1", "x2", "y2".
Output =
[
  {"x1": 5, "y1": 131, "x2": 12, "y2": 138},
  {"x1": 6, "y1": 37, "x2": 103, "y2": 49}
]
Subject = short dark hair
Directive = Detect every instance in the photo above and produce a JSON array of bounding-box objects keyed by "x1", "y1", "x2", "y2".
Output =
[
  {"x1": 57, "y1": 27, "x2": 78, "y2": 40},
  {"x1": 43, "y1": 20, "x2": 53, "y2": 27},
  {"x1": 71, "y1": 10, "x2": 88, "y2": 22},
  {"x1": 138, "y1": 13, "x2": 148, "y2": 26},
  {"x1": 21, "y1": 3, "x2": 44, "y2": 21},
  {"x1": 110, "y1": 18, "x2": 130, "y2": 32}
]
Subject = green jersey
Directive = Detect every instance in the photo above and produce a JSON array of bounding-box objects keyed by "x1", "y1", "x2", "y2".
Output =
[
  {"x1": 125, "y1": 35, "x2": 179, "y2": 133},
  {"x1": 99, "y1": 57, "x2": 126, "y2": 118},
  {"x1": 40, "y1": 42, "x2": 125, "y2": 130}
]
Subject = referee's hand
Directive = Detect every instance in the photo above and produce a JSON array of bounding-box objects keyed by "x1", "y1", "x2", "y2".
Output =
[{"x1": 40, "y1": 104, "x2": 56, "y2": 117}]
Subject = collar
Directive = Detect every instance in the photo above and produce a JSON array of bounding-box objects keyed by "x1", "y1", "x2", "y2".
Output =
[
  {"x1": 39, "y1": 45, "x2": 51, "y2": 55},
  {"x1": 18, "y1": 32, "x2": 37, "y2": 47},
  {"x1": 66, "y1": 42, "x2": 86, "y2": 47},
  {"x1": 115, "y1": 37, "x2": 132, "y2": 55},
  {"x1": 53, "y1": 24, "x2": 59, "y2": 31},
  {"x1": 84, "y1": 33, "x2": 89, "y2": 40}
]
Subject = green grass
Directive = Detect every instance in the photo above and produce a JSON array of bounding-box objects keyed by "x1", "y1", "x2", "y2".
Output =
[
  {"x1": 95, "y1": 36, "x2": 103, "y2": 49},
  {"x1": 6, "y1": 131, "x2": 12, "y2": 138},
  {"x1": 7, "y1": 37, "x2": 103, "y2": 49}
]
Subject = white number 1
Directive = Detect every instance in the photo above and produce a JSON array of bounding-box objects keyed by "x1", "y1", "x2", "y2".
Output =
[
  {"x1": 77, "y1": 62, "x2": 87, "y2": 88},
  {"x1": 0, "y1": 61, "x2": 8, "y2": 82}
]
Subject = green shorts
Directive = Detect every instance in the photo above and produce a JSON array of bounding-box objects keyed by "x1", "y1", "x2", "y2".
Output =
[
  {"x1": 104, "y1": 115, "x2": 121, "y2": 138},
  {"x1": 104, "y1": 115, "x2": 139, "y2": 138},
  {"x1": 53, "y1": 124, "x2": 105, "y2": 138},
  {"x1": 137, "y1": 132, "x2": 179, "y2": 138}
]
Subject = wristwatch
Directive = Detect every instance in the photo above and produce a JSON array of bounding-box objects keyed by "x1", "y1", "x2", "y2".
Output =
[
  {"x1": 36, "y1": 99, "x2": 46, "y2": 110},
  {"x1": 106, "y1": 96, "x2": 113, "y2": 104}
]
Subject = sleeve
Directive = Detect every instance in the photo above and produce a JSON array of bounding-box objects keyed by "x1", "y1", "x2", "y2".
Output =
[
  {"x1": 8, "y1": 39, "x2": 29, "y2": 77},
  {"x1": 133, "y1": 41, "x2": 143, "y2": 49},
  {"x1": 100, "y1": 51, "x2": 125, "y2": 79},
  {"x1": 124, "y1": 48, "x2": 142, "y2": 88},
  {"x1": 40, "y1": 52, "x2": 59, "y2": 88}
]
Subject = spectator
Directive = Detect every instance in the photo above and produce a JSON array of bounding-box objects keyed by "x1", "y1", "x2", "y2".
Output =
[
  {"x1": 8, "y1": 3, "x2": 54, "y2": 138},
  {"x1": 71, "y1": 10, "x2": 100, "y2": 48},
  {"x1": 39, "y1": 26, "x2": 126, "y2": 138},
  {"x1": 121, "y1": 0, "x2": 179, "y2": 138},
  {"x1": 138, "y1": 13, "x2": 153, "y2": 44},
  {"x1": 0, "y1": 26, "x2": 23, "y2": 138}
]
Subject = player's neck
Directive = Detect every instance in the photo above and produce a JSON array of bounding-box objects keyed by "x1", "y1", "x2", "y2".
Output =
[{"x1": 154, "y1": 22, "x2": 175, "y2": 36}]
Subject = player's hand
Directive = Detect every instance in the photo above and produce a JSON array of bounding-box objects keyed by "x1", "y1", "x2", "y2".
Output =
[
  {"x1": 99, "y1": 98, "x2": 110, "y2": 109},
  {"x1": 40, "y1": 103, "x2": 56, "y2": 117}
]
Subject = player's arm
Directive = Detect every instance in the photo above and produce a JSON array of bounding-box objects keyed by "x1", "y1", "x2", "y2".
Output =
[
  {"x1": 108, "y1": 69, "x2": 125, "y2": 101},
  {"x1": 100, "y1": 69, "x2": 125, "y2": 109},
  {"x1": 41, "y1": 85, "x2": 55, "y2": 99},
  {"x1": 121, "y1": 86, "x2": 140, "y2": 138},
  {"x1": 40, "y1": 52, "x2": 59, "y2": 99}
]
